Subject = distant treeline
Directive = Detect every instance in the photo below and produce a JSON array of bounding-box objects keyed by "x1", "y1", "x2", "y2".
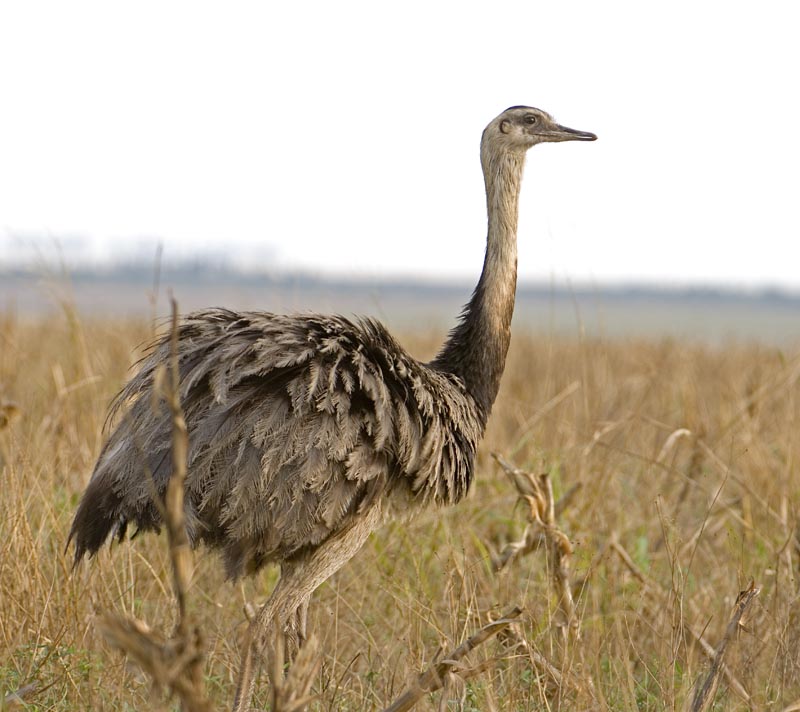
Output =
[{"x1": 3, "y1": 261, "x2": 800, "y2": 307}]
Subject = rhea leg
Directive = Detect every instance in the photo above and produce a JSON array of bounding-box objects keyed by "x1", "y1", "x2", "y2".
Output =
[
  {"x1": 231, "y1": 503, "x2": 383, "y2": 712},
  {"x1": 283, "y1": 596, "x2": 310, "y2": 662},
  {"x1": 279, "y1": 592, "x2": 310, "y2": 664},
  {"x1": 296, "y1": 597, "x2": 310, "y2": 644},
  {"x1": 230, "y1": 567, "x2": 303, "y2": 712}
]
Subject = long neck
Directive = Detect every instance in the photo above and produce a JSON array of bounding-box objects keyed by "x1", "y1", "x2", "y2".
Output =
[{"x1": 433, "y1": 143, "x2": 525, "y2": 422}]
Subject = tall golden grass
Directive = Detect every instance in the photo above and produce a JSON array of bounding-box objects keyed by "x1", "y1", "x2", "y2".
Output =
[{"x1": 1, "y1": 307, "x2": 799, "y2": 710}]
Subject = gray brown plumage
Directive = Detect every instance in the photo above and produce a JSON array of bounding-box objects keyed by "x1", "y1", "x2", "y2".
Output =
[
  {"x1": 68, "y1": 106, "x2": 595, "y2": 711},
  {"x1": 71, "y1": 311, "x2": 483, "y2": 577}
]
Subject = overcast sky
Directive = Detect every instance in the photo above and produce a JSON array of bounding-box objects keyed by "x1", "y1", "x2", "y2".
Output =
[{"x1": 1, "y1": 1, "x2": 799, "y2": 288}]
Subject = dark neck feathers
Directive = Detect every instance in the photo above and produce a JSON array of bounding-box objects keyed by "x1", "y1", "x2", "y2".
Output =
[{"x1": 433, "y1": 140, "x2": 525, "y2": 422}]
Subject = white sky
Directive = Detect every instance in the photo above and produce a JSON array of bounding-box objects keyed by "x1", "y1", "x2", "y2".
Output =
[{"x1": 1, "y1": 0, "x2": 799, "y2": 288}]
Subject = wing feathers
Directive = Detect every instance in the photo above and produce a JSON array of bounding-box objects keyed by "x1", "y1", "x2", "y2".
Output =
[{"x1": 69, "y1": 309, "x2": 483, "y2": 577}]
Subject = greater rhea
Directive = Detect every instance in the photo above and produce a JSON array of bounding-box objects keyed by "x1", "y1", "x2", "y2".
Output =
[{"x1": 69, "y1": 105, "x2": 596, "y2": 710}]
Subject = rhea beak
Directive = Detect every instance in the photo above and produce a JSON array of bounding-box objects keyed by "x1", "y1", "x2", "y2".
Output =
[{"x1": 548, "y1": 124, "x2": 598, "y2": 142}]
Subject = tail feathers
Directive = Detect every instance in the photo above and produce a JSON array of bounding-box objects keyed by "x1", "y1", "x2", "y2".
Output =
[{"x1": 67, "y1": 476, "x2": 129, "y2": 565}]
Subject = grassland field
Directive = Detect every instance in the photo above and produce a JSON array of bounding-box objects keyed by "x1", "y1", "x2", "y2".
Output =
[{"x1": 1, "y1": 306, "x2": 799, "y2": 710}]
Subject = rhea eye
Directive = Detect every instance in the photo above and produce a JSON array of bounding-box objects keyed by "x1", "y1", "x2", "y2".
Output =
[{"x1": 524, "y1": 114, "x2": 538, "y2": 125}]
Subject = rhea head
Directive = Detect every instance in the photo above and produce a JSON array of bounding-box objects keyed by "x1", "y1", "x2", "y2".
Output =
[{"x1": 483, "y1": 106, "x2": 597, "y2": 153}]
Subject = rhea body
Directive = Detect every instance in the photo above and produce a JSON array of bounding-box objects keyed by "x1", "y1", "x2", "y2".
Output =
[{"x1": 69, "y1": 106, "x2": 595, "y2": 710}]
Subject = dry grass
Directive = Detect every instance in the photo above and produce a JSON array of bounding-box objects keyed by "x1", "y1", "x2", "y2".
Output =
[{"x1": 1, "y1": 306, "x2": 800, "y2": 710}]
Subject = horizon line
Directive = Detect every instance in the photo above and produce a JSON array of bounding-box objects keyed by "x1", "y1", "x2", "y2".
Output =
[{"x1": 3, "y1": 260, "x2": 800, "y2": 300}]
